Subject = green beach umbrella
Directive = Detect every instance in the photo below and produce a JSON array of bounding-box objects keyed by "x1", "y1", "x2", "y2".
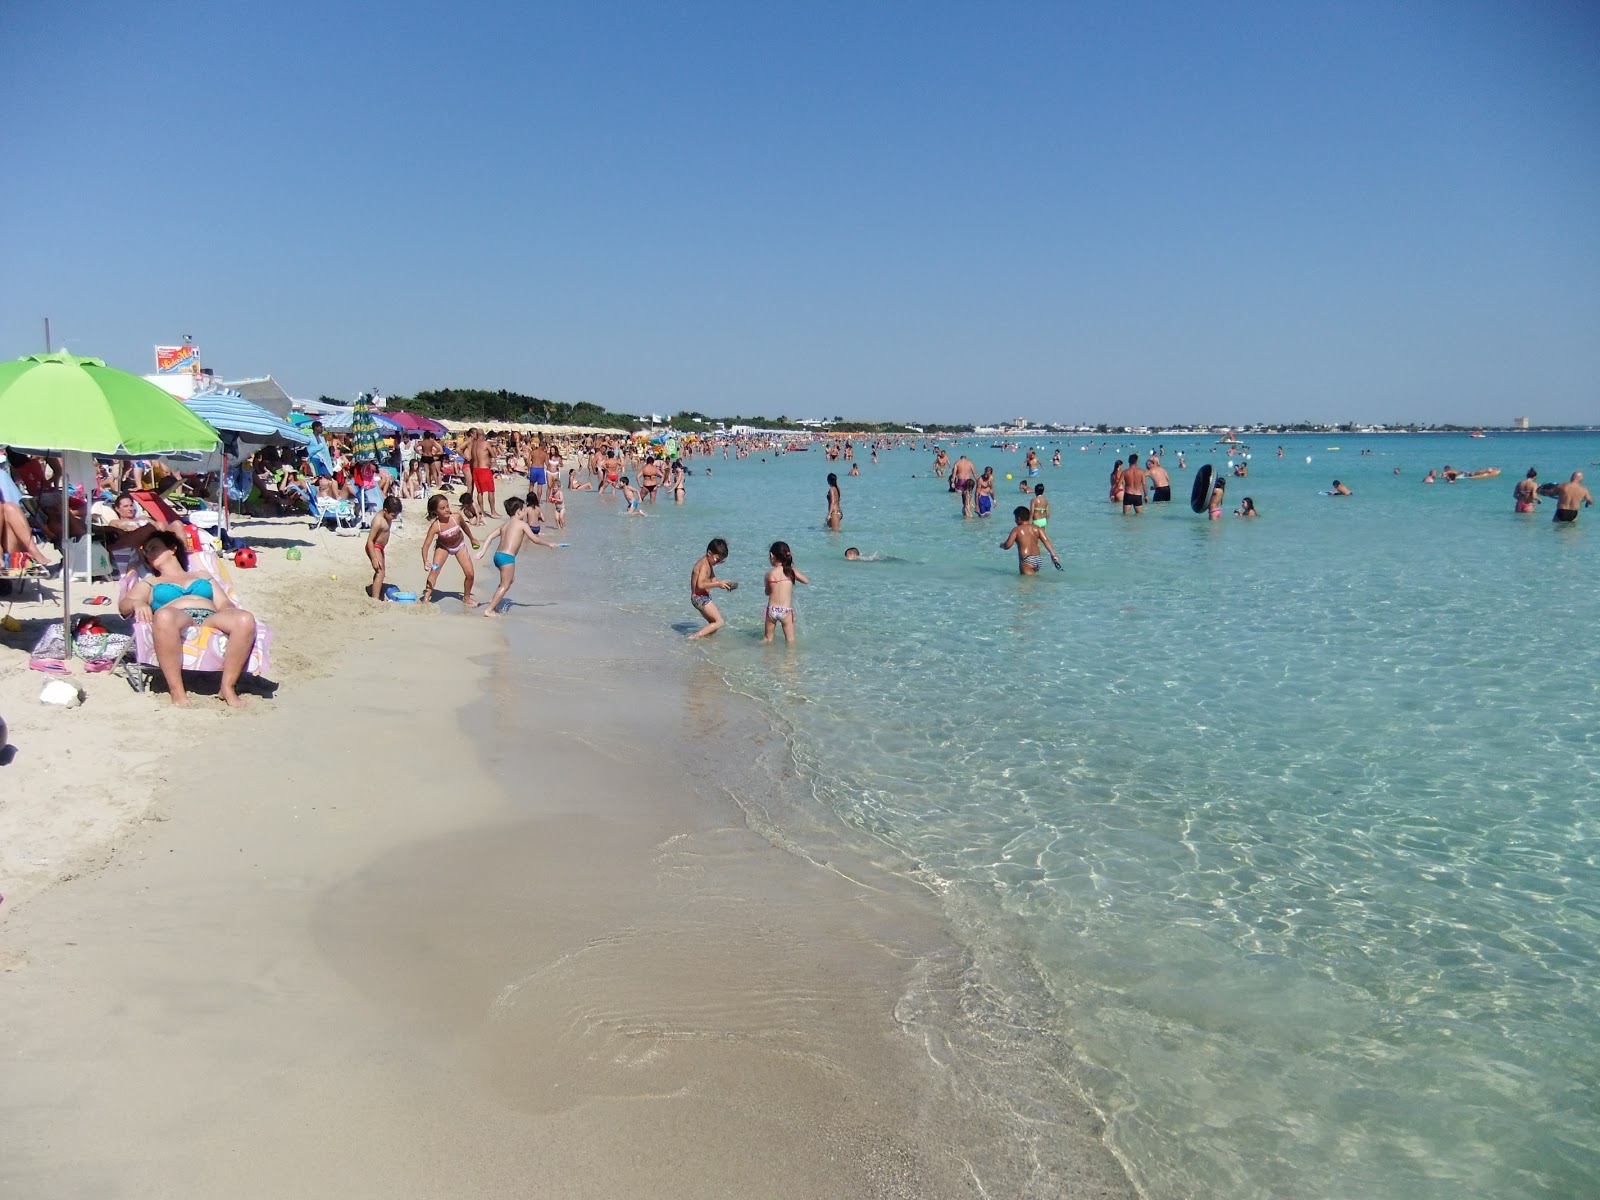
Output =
[
  {"x1": 0, "y1": 352, "x2": 221, "y2": 659},
  {"x1": 0, "y1": 352, "x2": 221, "y2": 456},
  {"x1": 348, "y1": 394, "x2": 381, "y2": 464}
]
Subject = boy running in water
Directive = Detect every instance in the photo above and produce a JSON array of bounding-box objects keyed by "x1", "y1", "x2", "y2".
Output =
[
  {"x1": 620, "y1": 476, "x2": 644, "y2": 515},
  {"x1": 1000, "y1": 505, "x2": 1061, "y2": 574},
  {"x1": 474, "y1": 497, "x2": 558, "y2": 616},
  {"x1": 688, "y1": 538, "x2": 737, "y2": 639},
  {"x1": 365, "y1": 495, "x2": 403, "y2": 600}
]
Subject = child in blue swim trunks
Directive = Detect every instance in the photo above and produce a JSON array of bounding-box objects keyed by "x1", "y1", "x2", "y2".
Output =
[{"x1": 474, "y1": 497, "x2": 560, "y2": 617}]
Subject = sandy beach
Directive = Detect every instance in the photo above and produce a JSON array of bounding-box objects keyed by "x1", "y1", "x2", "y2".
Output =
[{"x1": 0, "y1": 485, "x2": 1131, "y2": 1198}]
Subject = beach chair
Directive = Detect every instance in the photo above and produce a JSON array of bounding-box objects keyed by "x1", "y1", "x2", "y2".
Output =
[
  {"x1": 309, "y1": 494, "x2": 364, "y2": 537},
  {"x1": 0, "y1": 551, "x2": 49, "y2": 601},
  {"x1": 116, "y1": 550, "x2": 273, "y2": 695}
]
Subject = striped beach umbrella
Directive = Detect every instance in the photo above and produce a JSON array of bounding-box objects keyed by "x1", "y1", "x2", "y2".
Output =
[{"x1": 349, "y1": 394, "x2": 382, "y2": 463}]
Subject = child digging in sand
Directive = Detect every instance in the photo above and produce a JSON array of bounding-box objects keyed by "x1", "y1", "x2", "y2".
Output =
[
  {"x1": 420, "y1": 493, "x2": 478, "y2": 608},
  {"x1": 474, "y1": 497, "x2": 559, "y2": 616},
  {"x1": 763, "y1": 541, "x2": 809, "y2": 643}
]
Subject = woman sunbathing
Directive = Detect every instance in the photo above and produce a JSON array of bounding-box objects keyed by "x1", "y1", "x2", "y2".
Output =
[
  {"x1": 98, "y1": 492, "x2": 184, "y2": 546},
  {"x1": 118, "y1": 529, "x2": 257, "y2": 708}
]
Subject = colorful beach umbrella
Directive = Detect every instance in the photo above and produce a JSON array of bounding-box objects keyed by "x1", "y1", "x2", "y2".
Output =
[
  {"x1": 184, "y1": 387, "x2": 310, "y2": 448},
  {"x1": 384, "y1": 410, "x2": 448, "y2": 435},
  {"x1": 0, "y1": 352, "x2": 221, "y2": 658},
  {"x1": 348, "y1": 395, "x2": 382, "y2": 463},
  {"x1": 0, "y1": 352, "x2": 222, "y2": 456}
]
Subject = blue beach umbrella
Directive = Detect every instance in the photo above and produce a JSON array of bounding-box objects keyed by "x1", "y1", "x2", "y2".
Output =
[{"x1": 184, "y1": 387, "x2": 310, "y2": 447}]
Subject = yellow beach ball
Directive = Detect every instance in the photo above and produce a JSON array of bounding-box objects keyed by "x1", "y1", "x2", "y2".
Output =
[{"x1": 1005, "y1": 473, "x2": 1013, "y2": 480}]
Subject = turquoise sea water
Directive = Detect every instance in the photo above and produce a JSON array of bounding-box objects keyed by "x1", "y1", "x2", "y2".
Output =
[{"x1": 552, "y1": 432, "x2": 1599, "y2": 1198}]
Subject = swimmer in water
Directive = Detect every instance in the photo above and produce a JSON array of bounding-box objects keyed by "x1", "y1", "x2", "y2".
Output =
[
  {"x1": 1031, "y1": 483, "x2": 1050, "y2": 529},
  {"x1": 1000, "y1": 506, "x2": 1061, "y2": 575}
]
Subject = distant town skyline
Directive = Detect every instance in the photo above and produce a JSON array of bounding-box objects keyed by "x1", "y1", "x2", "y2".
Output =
[{"x1": 4, "y1": 2, "x2": 1596, "y2": 425}]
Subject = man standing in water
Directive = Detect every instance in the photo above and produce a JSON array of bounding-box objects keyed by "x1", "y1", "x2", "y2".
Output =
[
  {"x1": 1000, "y1": 505, "x2": 1061, "y2": 574},
  {"x1": 468, "y1": 428, "x2": 499, "y2": 517},
  {"x1": 950, "y1": 454, "x2": 977, "y2": 516},
  {"x1": 526, "y1": 437, "x2": 551, "y2": 504},
  {"x1": 1147, "y1": 454, "x2": 1172, "y2": 503},
  {"x1": 1552, "y1": 472, "x2": 1593, "y2": 523},
  {"x1": 1120, "y1": 453, "x2": 1147, "y2": 515}
]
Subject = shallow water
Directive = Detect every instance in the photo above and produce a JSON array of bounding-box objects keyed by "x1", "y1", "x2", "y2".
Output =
[{"x1": 544, "y1": 432, "x2": 1600, "y2": 1199}]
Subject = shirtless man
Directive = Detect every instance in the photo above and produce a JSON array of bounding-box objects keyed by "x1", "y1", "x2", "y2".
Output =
[
  {"x1": 1119, "y1": 454, "x2": 1148, "y2": 516},
  {"x1": 1000, "y1": 505, "x2": 1061, "y2": 574},
  {"x1": 951, "y1": 454, "x2": 977, "y2": 517},
  {"x1": 933, "y1": 448, "x2": 950, "y2": 478},
  {"x1": 1147, "y1": 455, "x2": 1172, "y2": 502},
  {"x1": 468, "y1": 428, "x2": 499, "y2": 517},
  {"x1": 526, "y1": 437, "x2": 551, "y2": 504},
  {"x1": 1551, "y1": 471, "x2": 1593, "y2": 523}
]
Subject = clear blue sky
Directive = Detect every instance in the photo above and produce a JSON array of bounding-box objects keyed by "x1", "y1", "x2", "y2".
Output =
[{"x1": 3, "y1": 1, "x2": 1596, "y2": 425}]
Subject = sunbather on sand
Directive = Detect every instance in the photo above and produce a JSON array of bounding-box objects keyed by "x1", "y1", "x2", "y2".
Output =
[{"x1": 118, "y1": 528, "x2": 258, "y2": 708}]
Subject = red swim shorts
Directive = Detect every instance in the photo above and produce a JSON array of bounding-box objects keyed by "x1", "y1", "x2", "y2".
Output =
[{"x1": 472, "y1": 467, "x2": 494, "y2": 493}]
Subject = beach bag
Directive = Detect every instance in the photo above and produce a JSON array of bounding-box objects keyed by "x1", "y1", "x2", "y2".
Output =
[{"x1": 30, "y1": 620, "x2": 133, "y2": 673}]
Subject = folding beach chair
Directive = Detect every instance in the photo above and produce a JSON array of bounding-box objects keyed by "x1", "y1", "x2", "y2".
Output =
[
  {"x1": 309, "y1": 495, "x2": 364, "y2": 538},
  {"x1": 116, "y1": 550, "x2": 273, "y2": 695}
]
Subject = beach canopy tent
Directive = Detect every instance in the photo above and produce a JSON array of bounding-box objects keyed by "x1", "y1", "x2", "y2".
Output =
[{"x1": 0, "y1": 351, "x2": 222, "y2": 657}]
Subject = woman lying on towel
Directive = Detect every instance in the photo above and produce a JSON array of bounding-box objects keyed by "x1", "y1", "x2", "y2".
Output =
[{"x1": 118, "y1": 529, "x2": 257, "y2": 708}]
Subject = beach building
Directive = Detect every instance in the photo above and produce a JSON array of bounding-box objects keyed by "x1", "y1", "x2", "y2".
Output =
[{"x1": 1514, "y1": 416, "x2": 1530, "y2": 430}]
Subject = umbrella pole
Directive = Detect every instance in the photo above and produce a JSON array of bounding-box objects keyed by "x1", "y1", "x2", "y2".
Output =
[{"x1": 59, "y1": 461, "x2": 72, "y2": 659}]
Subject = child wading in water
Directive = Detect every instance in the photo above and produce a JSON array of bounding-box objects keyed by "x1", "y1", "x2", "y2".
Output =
[
  {"x1": 474, "y1": 497, "x2": 558, "y2": 616},
  {"x1": 687, "y1": 537, "x2": 737, "y2": 639},
  {"x1": 763, "y1": 541, "x2": 810, "y2": 643},
  {"x1": 365, "y1": 495, "x2": 403, "y2": 600},
  {"x1": 420, "y1": 493, "x2": 478, "y2": 607},
  {"x1": 1000, "y1": 505, "x2": 1062, "y2": 575}
]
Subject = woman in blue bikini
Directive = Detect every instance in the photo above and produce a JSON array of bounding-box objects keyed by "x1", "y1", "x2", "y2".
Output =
[{"x1": 119, "y1": 529, "x2": 258, "y2": 707}]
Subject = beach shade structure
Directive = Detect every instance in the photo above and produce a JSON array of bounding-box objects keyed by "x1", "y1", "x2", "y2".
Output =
[
  {"x1": 184, "y1": 386, "x2": 311, "y2": 535},
  {"x1": 348, "y1": 395, "x2": 383, "y2": 464},
  {"x1": 385, "y1": 410, "x2": 447, "y2": 435},
  {"x1": 0, "y1": 352, "x2": 222, "y2": 657},
  {"x1": 346, "y1": 395, "x2": 386, "y2": 520},
  {"x1": 184, "y1": 387, "x2": 310, "y2": 449},
  {"x1": 315, "y1": 405, "x2": 401, "y2": 434}
]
